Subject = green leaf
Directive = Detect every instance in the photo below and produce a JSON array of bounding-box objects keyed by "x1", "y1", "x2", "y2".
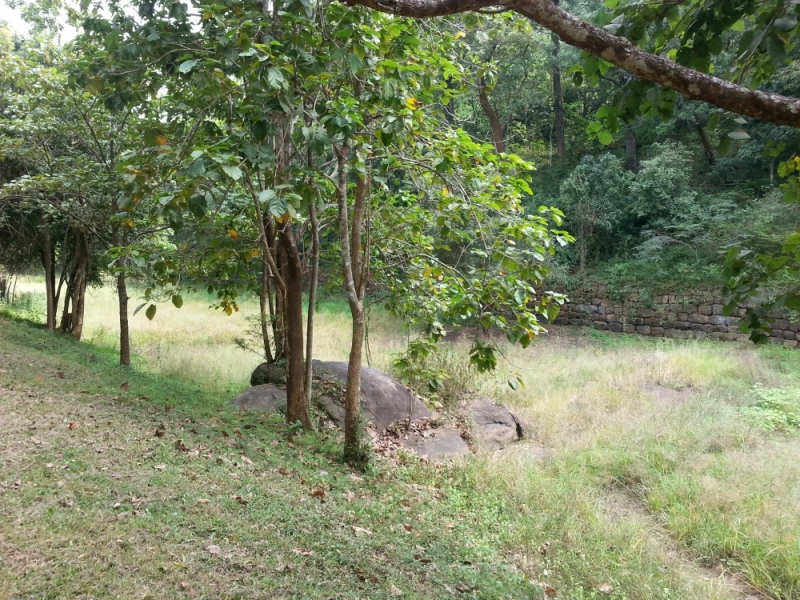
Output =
[
  {"x1": 178, "y1": 59, "x2": 200, "y2": 74},
  {"x1": 731, "y1": 19, "x2": 745, "y2": 32},
  {"x1": 597, "y1": 131, "x2": 613, "y2": 145},
  {"x1": 267, "y1": 68, "x2": 285, "y2": 89},
  {"x1": 145, "y1": 304, "x2": 157, "y2": 321},
  {"x1": 188, "y1": 194, "x2": 207, "y2": 218},
  {"x1": 172, "y1": 295, "x2": 184, "y2": 309},
  {"x1": 221, "y1": 165, "x2": 242, "y2": 180},
  {"x1": 774, "y1": 15, "x2": 797, "y2": 31},
  {"x1": 728, "y1": 130, "x2": 751, "y2": 140}
]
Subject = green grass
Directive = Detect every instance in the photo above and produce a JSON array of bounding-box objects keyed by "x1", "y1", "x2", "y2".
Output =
[{"x1": 4, "y1": 284, "x2": 800, "y2": 598}]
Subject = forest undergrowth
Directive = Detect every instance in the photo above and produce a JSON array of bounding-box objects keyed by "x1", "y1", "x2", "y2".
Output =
[{"x1": 2, "y1": 282, "x2": 800, "y2": 598}]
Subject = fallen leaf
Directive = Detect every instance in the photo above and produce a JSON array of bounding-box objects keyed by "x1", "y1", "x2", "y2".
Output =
[
  {"x1": 353, "y1": 526, "x2": 373, "y2": 536},
  {"x1": 291, "y1": 548, "x2": 313, "y2": 556},
  {"x1": 178, "y1": 581, "x2": 192, "y2": 592},
  {"x1": 153, "y1": 464, "x2": 166, "y2": 471},
  {"x1": 233, "y1": 496, "x2": 248, "y2": 506},
  {"x1": 413, "y1": 554, "x2": 432, "y2": 564},
  {"x1": 205, "y1": 544, "x2": 221, "y2": 556},
  {"x1": 278, "y1": 468, "x2": 289, "y2": 476},
  {"x1": 274, "y1": 563, "x2": 290, "y2": 573},
  {"x1": 349, "y1": 474, "x2": 363, "y2": 483},
  {"x1": 119, "y1": 382, "x2": 129, "y2": 391},
  {"x1": 196, "y1": 499, "x2": 210, "y2": 505},
  {"x1": 240, "y1": 455, "x2": 253, "y2": 465},
  {"x1": 390, "y1": 584, "x2": 402, "y2": 596},
  {"x1": 0, "y1": 369, "x2": 7, "y2": 374},
  {"x1": 68, "y1": 422, "x2": 79, "y2": 430},
  {"x1": 154, "y1": 428, "x2": 165, "y2": 438},
  {"x1": 311, "y1": 487, "x2": 326, "y2": 500},
  {"x1": 174, "y1": 439, "x2": 189, "y2": 452},
  {"x1": 30, "y1": 437, "x2": 42, "y2": 446},
  {"x1": 56, "y1": 371, "x2": 65, "y2": 378},
  {"x1": 598, "y1": 584, "x2": 613, "y2": 593},
  {"x1": 344, "y1": 491, "x2": 356, "y2": 502},
  {"x1": 45, "y1": 463, "x2": 54, "y2": 469},
  {"x1": 403, "y1": 524, "x2": 413, "y2": 532},
  {"x1": 319, "y1": 470, "x2": 328, "y2": 476}
]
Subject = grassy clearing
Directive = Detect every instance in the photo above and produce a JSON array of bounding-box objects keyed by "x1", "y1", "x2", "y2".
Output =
[{"x1": 3, "y1": 282, "x2": 800, "y2": 598}]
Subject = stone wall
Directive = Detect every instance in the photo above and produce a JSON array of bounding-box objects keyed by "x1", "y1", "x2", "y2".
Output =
[{"x1": 551, "y1": 283, "x2": 800, "y2": 348}]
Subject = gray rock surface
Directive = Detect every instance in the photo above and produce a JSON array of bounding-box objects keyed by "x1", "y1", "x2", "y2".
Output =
[
  {"x1": 232, "y1": 384, "x2": 286, "y2": 412},
  {"x1": 313, "y1": 360, "x2": 430, "y2": 431},
  {"x1": 250, "y1": 362, "x2": 286, "y2": 387},
  {"x1": 398, "y1": 426, "x2": 471, "y2": 461},
  {"x1": 469, "y1": 397, "x2": 524, "y2": 450}
]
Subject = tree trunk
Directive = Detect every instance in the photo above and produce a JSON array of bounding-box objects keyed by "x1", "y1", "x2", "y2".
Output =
[
  {"x1": 259, "y1": 258, "x2": 275, "y2": 363},
  {"x1": 551, "y1": 25, "x2": 566, "y2": 162},
  {"x1": 304, "y1": 201, "x2": 320, "y2": 403},
  {"x1": 40, "y1": 221, "x2": 56, "y2": 331},
  {"x1": 113, "y1": 227, "x2": 131, "y2": 366},
  {"x1": 478, "y1": 77, "x2": 506, "y2": 153},
  {"x1": 336, "y1": 149, "x2": 370, "y2": 467},
  {"x1": 694, "y1": 115, "x2": 715, "y2": 165},
  {"x1": 279, "y1": 223, "x2": 313, "y2": 430}
]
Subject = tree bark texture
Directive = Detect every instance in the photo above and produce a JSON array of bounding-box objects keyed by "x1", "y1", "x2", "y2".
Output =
[
  {"x1": 478, "y1": 77, "x2": 506, "y2": 153},
  {"x1": 59, "y1": 229, "x2": 89, "y2": 341},
  {"x1": 342, "y1": 0, "x2": 800, "y2": 128}
]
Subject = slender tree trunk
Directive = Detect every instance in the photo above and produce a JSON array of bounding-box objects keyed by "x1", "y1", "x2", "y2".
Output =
[
  {"x1": 259, "y1": 258, "x2": 275, "y2": 363},
  {"x1": 279, "y1": 224, "x2": 313, "y2": 429},
  {"x1": 336, "y1": 150, "x2": 370, "y2": 466},
  {"x1": 40, "y1": 221, "x2": 56, "y2": 331},
  {"x1": 478, "y1": 77, "x2": 506, "y2": 153},
  {"x1": 304, "y1": 201, "x2": 320, "y2": 403},
  {"x1": 69, "y1": 231, "x2": 88, "y2": 341},
  {"x1": 552, "y1": 26, "x2": 566, "y2": 162},
  {"x1": 113, "y1": 226, "x2": 131, "y2": 366},
  {"x1": 694, "y1": 115, "x2": 715, "y2": 165}
]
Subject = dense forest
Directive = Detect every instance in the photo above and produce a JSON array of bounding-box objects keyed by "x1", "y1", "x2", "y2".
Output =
[{"x1": 1, "y1": 0, "x2": 799, "y2": 460}]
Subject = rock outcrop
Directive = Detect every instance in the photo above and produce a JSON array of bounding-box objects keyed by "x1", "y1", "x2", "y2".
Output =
[
  {"x1": 312, "y1": 360, "x2": 431, "y2": 432},
  {"x1": 468, "y1": 397, "x2": 525, "y2": 450},
  {"x1": 232, "y1": 384, "x2": 287, "y2": 413}
]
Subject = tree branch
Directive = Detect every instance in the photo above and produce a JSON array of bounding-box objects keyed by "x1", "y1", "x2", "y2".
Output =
[{"x1": 342, "y1": 0, "x2": 800, "y2": 128}]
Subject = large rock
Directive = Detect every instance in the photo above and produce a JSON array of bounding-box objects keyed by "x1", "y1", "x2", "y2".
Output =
[
  {"x1": 398, "y1": 426, "x2": 470, "y2": 461},
  {"x1": 232, "y1": 384, "x2": 286, "y2": 412},
  {"x1": 469, "y1": 397, "x2": 524, "y2": 450},
  {"x1": 250, "y1": 362, "x2": 286, "y2": 387},
  {"x1": 312, "y1": 360, "x2": 431, "y2": 431}
]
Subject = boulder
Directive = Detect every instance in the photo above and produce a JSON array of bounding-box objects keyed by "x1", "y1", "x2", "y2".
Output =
[
  {"x1": 232, "y1": 384, "x2": 286, "y2": 413},
  {"x1": 312, "y1": 360, "x2": 431, "y2": 431},
  {"x1": 250, "y1": 362, "x2": 286, "y2": 387},
  {"x1": 469, "y1": 397, "x2": 524, "y2": 450},
  {"x1": 398, "y1": 426, "x2": 471, "y2": 461}
]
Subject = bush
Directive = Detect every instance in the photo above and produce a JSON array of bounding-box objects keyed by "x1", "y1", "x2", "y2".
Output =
[{"x1": 742, "y1": 385, "x2": 800, "y2": 431}]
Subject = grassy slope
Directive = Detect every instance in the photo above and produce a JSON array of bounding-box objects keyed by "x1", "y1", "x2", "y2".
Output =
[
  {"x1": 4, "y1": 290, "x2": 800, "y2": 598},
  {"x1": 0, "y1": 317, "x2": 537, "y2": 599}
]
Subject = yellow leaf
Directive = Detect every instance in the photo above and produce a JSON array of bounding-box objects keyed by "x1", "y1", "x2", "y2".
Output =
[
  {"x1": 250, "y1": 248, "x2": 260, "y2": 258},
  {"x1": 276, "y1": 212, "x2": 291, "y2": 224},
  {"x1": 442, "y1": 187, "x2": 449, "y2": 196},
  {"x1": 454, "y1": 31, "x2": 465, "y2": 40},
  {"x1": 406, "y1": 97, "x2": 420, "y2": 110},
  {"x1": 155, "y1": 136, "x2": 167, "y2": 145},
  {"x1": 224, "y1": 305, "x2": 233, "y2": 316},
  {"x1": 228, "y1": 229, "x2": 238, "y2": 239}
]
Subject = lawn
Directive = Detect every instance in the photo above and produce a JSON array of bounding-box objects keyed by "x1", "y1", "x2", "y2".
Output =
[{"x1": 2, "y1": 282, "x2": 800, "y2": 599}]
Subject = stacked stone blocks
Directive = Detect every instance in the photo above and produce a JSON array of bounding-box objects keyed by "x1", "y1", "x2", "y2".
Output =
[{"x1": 551, "y1": 285, "x2": 800, "y2": 348}]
